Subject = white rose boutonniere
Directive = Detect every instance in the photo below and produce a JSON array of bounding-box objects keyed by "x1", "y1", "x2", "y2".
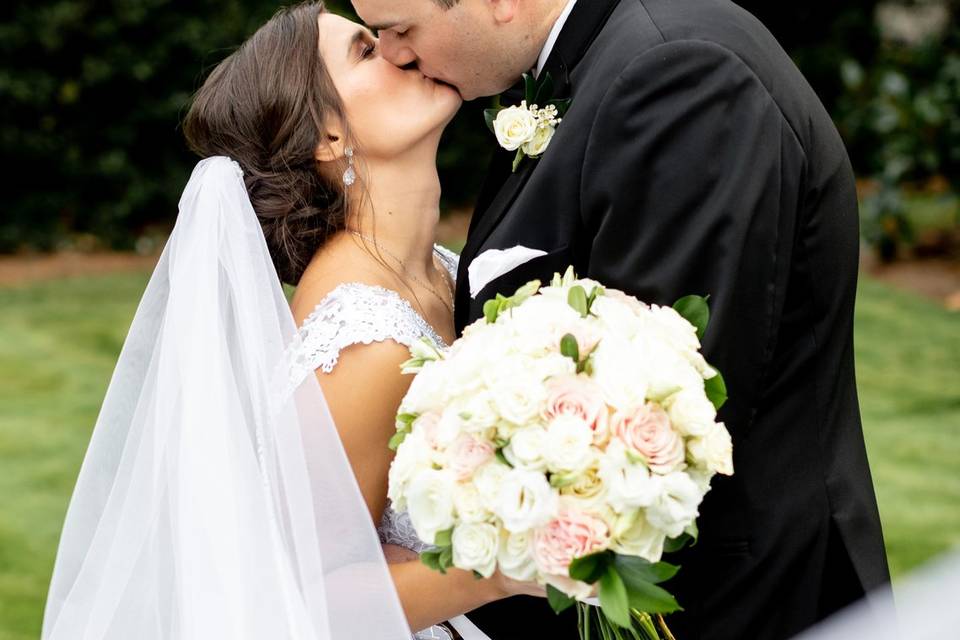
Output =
[{"x1": 485, "y1": 72, "x2": 571, "y2": 172}]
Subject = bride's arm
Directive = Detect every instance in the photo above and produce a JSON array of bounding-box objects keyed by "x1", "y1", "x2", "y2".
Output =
[{"x1": 315, "y1": 340, "x2": 540, "y2": 630}]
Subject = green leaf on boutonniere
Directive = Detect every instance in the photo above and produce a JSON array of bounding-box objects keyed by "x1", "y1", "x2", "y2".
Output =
[
  {"x1": 535, "y1": 72, "x2": 555, "y2": 106},
  {"x1": 523, "y1": 71, "x2": 537, "y2": 104},
  {"x1": 547, "y1": 584, "x2": 576, "y2": 614},
  {"x1": 549, "y1": 97, "x2": 573, "y2": 117},
  {"x1": 484, "y1": 107, "x2": 500, "y2": 135}
]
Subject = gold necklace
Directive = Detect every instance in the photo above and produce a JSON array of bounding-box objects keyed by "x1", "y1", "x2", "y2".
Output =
[{"x1": 349, "y1": 231, "x2": 454, "y2": 315}]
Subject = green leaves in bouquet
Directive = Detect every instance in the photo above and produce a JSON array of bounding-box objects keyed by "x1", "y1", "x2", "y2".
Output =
[
  {"x1": 704, "y1": 371, "x2": 727, "y2": 410},
  {"x1": 547, "y1": 584, "x2": 576, "y2": 614},
  {"x1": 567, "y1": 284, "x2": 604, "y2": 319},
  {"x1": 483, "y1": 279, "x2": 542, "y2": 323},
  {"x1": 388, "y1": 413, "x2": 417, "y2": 451},
  {"x1": 673, "y1": 294, "x2": 710, "y2": 339},
  {"x1": 420, "y1": 547, "x2": 453, "y2": 574},
  {"x1": 569, "y1": 550, "x2": 613, "y2": 584},
  {"x1": 599, "y1": 567, "x2": 632, "y2": 628}
]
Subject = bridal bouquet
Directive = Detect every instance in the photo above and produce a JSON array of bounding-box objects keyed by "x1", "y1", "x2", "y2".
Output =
[{"x1": 388, "y1": 268, "x2": 732, "y2": 639}]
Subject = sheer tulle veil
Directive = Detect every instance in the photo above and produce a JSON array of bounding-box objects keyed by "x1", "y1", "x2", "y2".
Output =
[{"x1": 41, "y1": 157, "x2": 412, "y2": 639}]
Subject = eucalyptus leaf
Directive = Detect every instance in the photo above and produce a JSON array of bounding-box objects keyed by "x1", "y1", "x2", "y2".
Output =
[
  {"x1": 547, "y1": 584, "x2": 576, "y2": 614},
  {"x1": 438, "y1": 546, "x2": 454, "y2": 574},
  {"x1": 560, "y1": 333, "x2": 580, "y2": 363},
  {"x1": 387, "y1": 430, "x2": 408, "y2": 451},
  {"x1": 483, "y1": 298, "x2": 500, "y2": 324},
  {"x1": 704, "y1": 371, "x2": 728, "y2": 410},
  {"x1": 599, "y1": 567, "x2": 631, "y2": 628},
  {"x1": 568, "y1": 285, "x2": 589, "y2": 317},
  {"x1": 672, "y1": 295, "x2": 710, "y2": 339},
  {"x1": 420, "y1": 550, "x2": 442, "y2": 571},
  {"x1": 484, "y1": 108, "x2": 500, "y2": 134}
]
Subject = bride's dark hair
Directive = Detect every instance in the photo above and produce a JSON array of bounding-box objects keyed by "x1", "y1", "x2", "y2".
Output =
[{"x1": 183, "y1": 1, "x2": 349, "y2": 285}]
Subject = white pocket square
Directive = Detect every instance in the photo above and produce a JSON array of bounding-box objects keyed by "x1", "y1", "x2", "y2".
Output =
[{"x1": 468, "y1": 245, "x2": 548, "y2": 298}]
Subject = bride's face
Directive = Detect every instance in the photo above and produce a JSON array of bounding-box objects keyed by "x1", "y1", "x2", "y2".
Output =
[{"x1": 317, "y1": 13, "x2": 461, "y2": 159}]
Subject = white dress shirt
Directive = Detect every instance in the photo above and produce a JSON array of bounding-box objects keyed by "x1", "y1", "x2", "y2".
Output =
[{"x1": 535, "y1": 0, "x2": 578, "y2": 77}]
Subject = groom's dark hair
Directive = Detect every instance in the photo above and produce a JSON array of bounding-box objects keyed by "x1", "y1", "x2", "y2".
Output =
[{"x1": 184, "y1": 2, "x2": 355, "y2": 286}]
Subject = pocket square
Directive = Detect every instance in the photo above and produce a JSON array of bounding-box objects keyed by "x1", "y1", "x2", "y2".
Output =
[{"x1": 468, "y1": 245, "x2": 548, "y2": 298}]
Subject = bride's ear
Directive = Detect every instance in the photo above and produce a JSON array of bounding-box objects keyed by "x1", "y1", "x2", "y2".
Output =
[{"x1": 315, "y1": 118, "x2": 347, "y2": 163}]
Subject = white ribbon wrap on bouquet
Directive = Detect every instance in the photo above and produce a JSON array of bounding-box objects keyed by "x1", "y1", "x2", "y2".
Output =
[{"x1": 41, "y1": 157, "x2": 411, "y2": 639}]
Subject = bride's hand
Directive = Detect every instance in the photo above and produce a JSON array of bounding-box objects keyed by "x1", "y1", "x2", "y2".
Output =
[{"x1": 492, "y1": 570, "x2": 548, "y2": 599}]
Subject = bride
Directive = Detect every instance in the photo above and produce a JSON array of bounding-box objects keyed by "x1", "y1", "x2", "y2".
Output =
[{"x1": 41, "y1": 3, "x2": 542, "y2": 639}]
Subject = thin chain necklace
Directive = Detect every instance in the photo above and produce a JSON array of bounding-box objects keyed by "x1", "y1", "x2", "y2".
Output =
[{"x1": 349, "y1": 230, "x2": 454, "y2": 315}]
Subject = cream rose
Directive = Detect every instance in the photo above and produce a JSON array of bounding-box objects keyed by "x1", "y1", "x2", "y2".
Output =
[
  {"x1": 610, "y1": 511, "x2": 666, "y2": 563},
  {"x1": 665, "y1": 389, "x2": 716, "y2": 437},
  {"x1": 532, "y1": 508, "x2": 610, "y2": 577},
  {"x1": 497, "y1": 530, "x2": 538, "y2": 581},
  {"x1": 472, "y1": 462, "x2": 510, "y2": 511},
  {"x1": 611, "y1": 403, "x2": 685, "y2": 474},
  {"x1": 521, "y1": 123, "x2": 556, "y2": 157},
  {"x1": 494, "y1": 469, "x2": 558, "y2": 533},
  {"x1": 688, "y1": 422, "x2": 734, "y2": 476},
  {"x1": 543, "y1": 375, "x2": 610, "y2": 446},
  {"x1": 405, "y1": 468, "x2": 456, "y2": 545},
  {"x1": 493, "y1": 105, "x2": 538, "y2": 151},
  {"x1": 559, "y1": 465, "x2": 608, "y2": 511},
  {"x1": 452, "y1": 522, "x2": 499, "y2": 578},
  {"x1": 447, "y1": 433, "x2": 495, "y2": 481}
]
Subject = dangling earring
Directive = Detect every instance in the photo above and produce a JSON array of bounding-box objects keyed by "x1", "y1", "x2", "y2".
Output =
[{"x1": 342, "y1": 147, "x2": 356, "y2": 187}]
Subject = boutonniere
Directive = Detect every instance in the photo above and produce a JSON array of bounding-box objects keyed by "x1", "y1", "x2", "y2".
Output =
[{"x1": 485, "y1": 72, "x2": 572, "y2": 172}]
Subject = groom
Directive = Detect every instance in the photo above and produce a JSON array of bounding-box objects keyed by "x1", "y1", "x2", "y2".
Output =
[{"x1": 353, "y1": 0, "x2": 890, "y2": 638}]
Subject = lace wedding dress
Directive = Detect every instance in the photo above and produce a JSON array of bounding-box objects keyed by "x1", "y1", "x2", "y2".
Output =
[{"x1": 284, "y1": 245, "x2": 485, "y2": 640}]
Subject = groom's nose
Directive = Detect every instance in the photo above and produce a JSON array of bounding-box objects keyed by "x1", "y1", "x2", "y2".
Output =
[{"x1": 379, "y1": 31, "x2": 417, "y2": 68}]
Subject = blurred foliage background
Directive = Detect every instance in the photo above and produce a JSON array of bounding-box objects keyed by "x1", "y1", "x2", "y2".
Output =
[
  {"x1": 0, "y1": 2, "x2": 958, "y2": 639},
  {"x1": 0, "y1": 0, "x2": 957, "y2": 259}
]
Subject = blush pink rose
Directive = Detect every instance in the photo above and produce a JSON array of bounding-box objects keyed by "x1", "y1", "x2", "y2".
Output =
[
  {"x1": 611, "y1": 403, "x2": 684, "y2": 474},
  {"x1": 416, "y1": 412, "x2": 443, "y2": 450},
  {"x1": 447, "y1": 434, "x2": 494, "y2": 481},
  {"x1": 543, "y1": 376, "x2": 610, "y2": 445},
  {"x1": 532, "y1": 508, "x2": 611, "y2": 577}
]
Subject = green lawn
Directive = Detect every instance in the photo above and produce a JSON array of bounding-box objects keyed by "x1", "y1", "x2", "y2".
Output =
[{"x1": 0, "y1": 272, "x2": 958, "y2": 639}]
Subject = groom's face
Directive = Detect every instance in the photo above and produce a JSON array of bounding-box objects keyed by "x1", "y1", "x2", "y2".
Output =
[{"x1": 351, "y1": 0, "x2": 524, "y2": 100}]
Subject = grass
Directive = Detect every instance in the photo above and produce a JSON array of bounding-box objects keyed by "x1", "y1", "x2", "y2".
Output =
[{"x1": 0, "y1": 271, "x2": 958, "y2": 639}]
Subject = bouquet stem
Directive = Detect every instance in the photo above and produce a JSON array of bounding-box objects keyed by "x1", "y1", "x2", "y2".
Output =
[{"x1": 576, "y1": 604, "x2": 674, "y2": 640}]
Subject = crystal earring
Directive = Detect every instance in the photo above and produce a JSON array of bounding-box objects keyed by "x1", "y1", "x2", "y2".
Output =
[{"x1": 342, "y1": 147, "x2": 356, "y2": 187}]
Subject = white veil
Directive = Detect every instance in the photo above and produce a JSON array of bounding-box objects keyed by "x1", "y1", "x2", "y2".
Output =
[{"x1": 41, "y1": 157, "x2": 412, "y2": 639}]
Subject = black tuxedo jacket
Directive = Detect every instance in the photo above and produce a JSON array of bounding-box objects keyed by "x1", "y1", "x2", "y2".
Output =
[{"x1": 455, "y1": 0, "x2": 889, "y2": 638}]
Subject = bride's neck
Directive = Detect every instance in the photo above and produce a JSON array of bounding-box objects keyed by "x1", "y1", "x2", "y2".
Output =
[{"x1": 349, "y1": 147, "x2": 441, "y2": 275}]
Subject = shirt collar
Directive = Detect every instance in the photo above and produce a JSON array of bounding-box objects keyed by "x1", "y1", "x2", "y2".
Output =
[{"x1": 534, "y1": 0, "x2": 578, "y2": 78}]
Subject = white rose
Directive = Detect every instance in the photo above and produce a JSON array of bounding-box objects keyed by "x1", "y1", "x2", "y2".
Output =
[
  {"x1": 610, "y1": 510, "x2": 666, "y2": 563},
  {"x1": 457, "y1": 391, "x2": 500, "y2": 434},
  {"x1": 498, "y1": 530, "x2": 538, "y2": 581},
  {"x1": 665, "y1": 389, "x2": 716, "y2": 437},
  {"x1": 598, "y1": 441, "x2": 663, "y2": 512},
  {"x1": 634, "y1": 336, "x2": 702, "y2": 401},
  {"x1": 493, "y1": 105, "x2": 538, "y2": 151},
  {"x1": 406, "y1": 468, "x2": 456, "y2": 545},
  {"x1": 454, "y1": 482, "x2": 493, "y2": 523},
  {"x1": 688, "y1": 422, "x2": 734, "y2": 476},
  {"x1": 495, "y1": 469, "x2": 559, "y2": 533},
  {"x1": 487, "y1": 358, "x2": 549, "y2": 426},
  {"x1": 402, "y1": 364, "x2": 447, "y2": 414},
  {"x1": 521, "y1": 123, "x2": 556, "y2": 157},
  {"x1": 543, "y1": 415, "x2": 594, "y2": 474},
  {"x1": 452, "y1": 522, "x2": 500, "y2": 578},
  {"x1": 432, "y1": 405, "x2": 466, "y2": 450},
  {"x1": 504, "y1": 426, "x2": 549, "y2": 472},
  {"x1": 646, "y1": 471, "x2": 703, "y2": 538},
  {"x1": 387, "y1": 430, "x2": 433, "y2": 510},
  {"x1": 472, "y1": 461, "x2": 510, "y2": 511},
  {"x1": 558, "y1": 465, "x2": 608, "y2": 511},
  {"x1": 591, "y1": 336, "x2": 649, "y2": 409},
  {"x1": 592, "y1": 295, "x2": 642, "y2": 340}
]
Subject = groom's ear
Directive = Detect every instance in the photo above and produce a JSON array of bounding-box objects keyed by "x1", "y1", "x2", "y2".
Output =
[{"x1": 489, "y1": 0, "x2": 520, "y2": 24}]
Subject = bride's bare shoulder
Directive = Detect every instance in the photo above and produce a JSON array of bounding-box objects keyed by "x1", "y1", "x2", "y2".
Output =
[{"x1": 289, "y1": 234, "x2": 397, "y2": 327}]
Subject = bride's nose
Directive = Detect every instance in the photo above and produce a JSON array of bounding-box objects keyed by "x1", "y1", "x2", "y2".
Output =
[{"x1": 379, "y1": 31, "x2": 417, "y2": 68}]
